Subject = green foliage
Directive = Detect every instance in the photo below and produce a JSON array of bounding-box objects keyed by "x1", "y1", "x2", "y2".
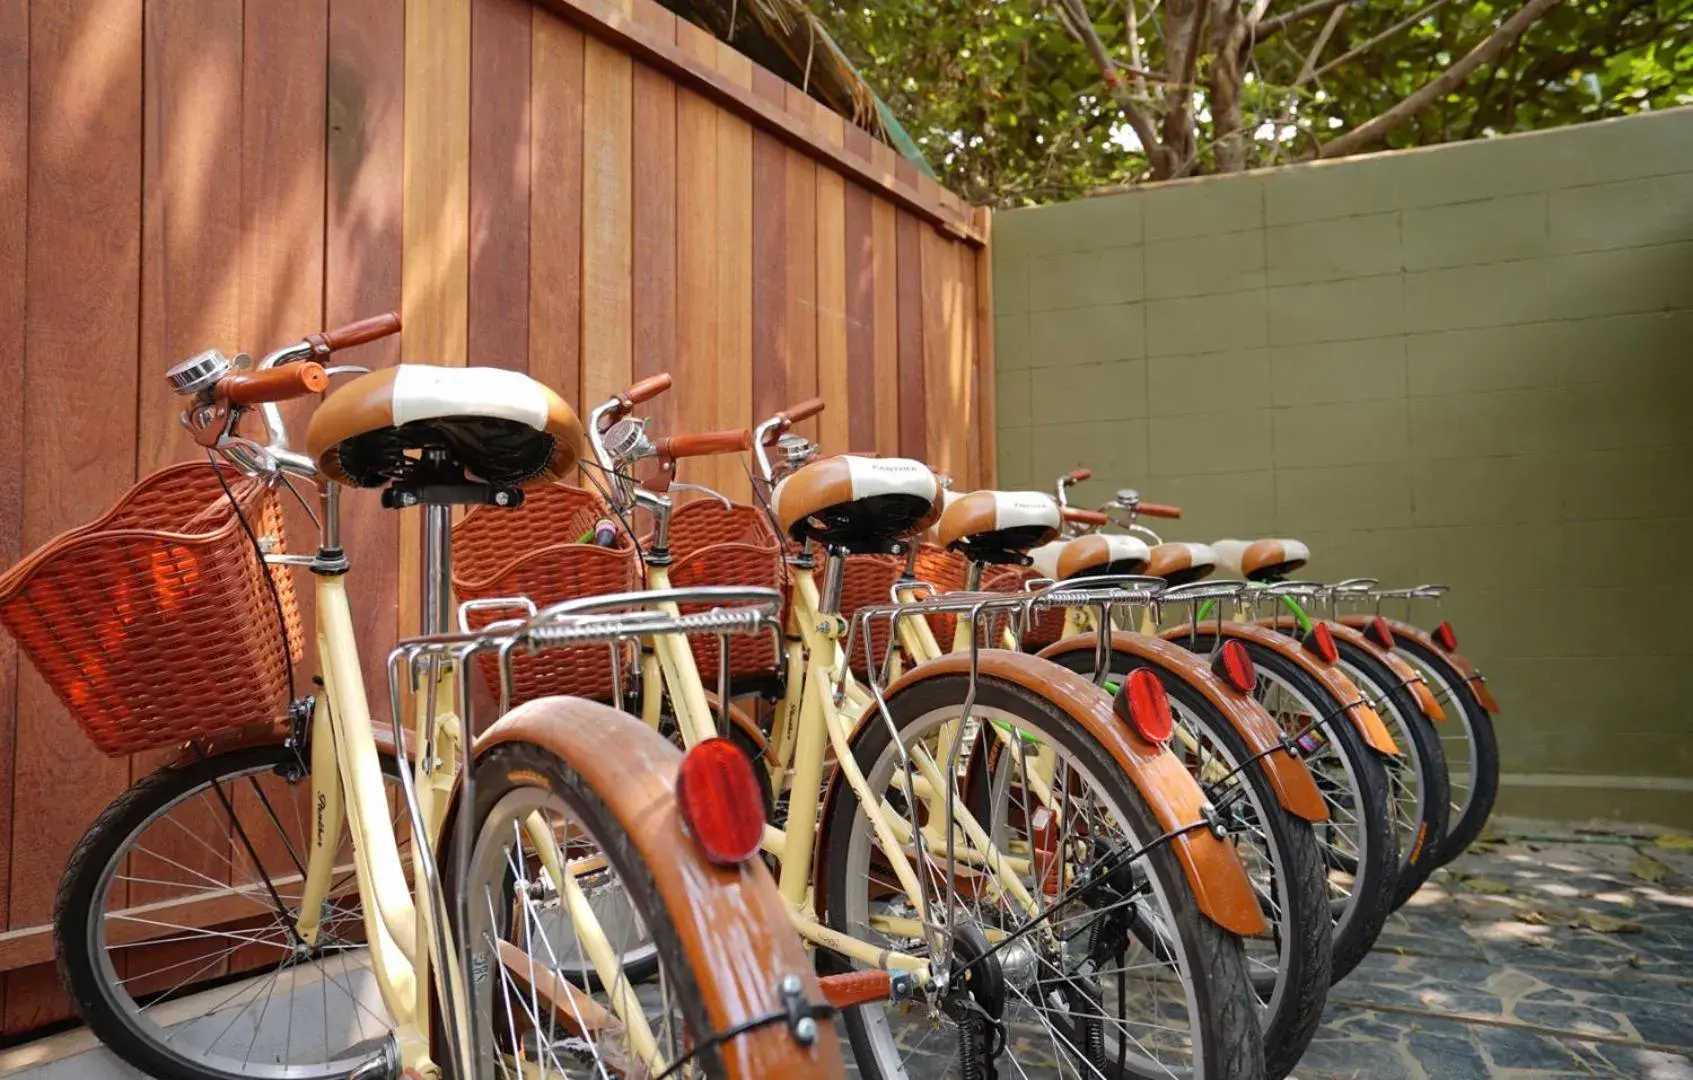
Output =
[{"x1": 816, "y1": 0, "x2": 1693, "y2": 205}]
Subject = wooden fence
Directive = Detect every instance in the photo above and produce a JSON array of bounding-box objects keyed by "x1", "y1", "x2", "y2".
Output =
[{"x1": 0, "y1": 0, "x2": 995, "y2": 1037}]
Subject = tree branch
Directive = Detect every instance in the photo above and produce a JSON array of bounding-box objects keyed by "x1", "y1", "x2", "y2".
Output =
[
  {"x1": 1296, "y1": 1, "x2": 1347, "y2": 83},
  {"x1": 1243, "y1": 0, "x2": 1348, "y2": 51},
  {"x1": 1048, "y1": 0, "x2": 1166, "y2": 169},
  {"x1": 1317, "y1": 0, "x2": 1564, "y2": 159},
  {"x1": 1299, "y1": 0, "x2": 1450, "y2": 86}
]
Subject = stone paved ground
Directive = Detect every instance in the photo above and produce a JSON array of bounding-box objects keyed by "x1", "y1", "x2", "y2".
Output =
[{"x1": 1291, "y1": 815, "x2": 1693, "y2": 1079}]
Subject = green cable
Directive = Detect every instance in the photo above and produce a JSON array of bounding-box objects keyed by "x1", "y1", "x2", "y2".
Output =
[{"x1": 1280, "y1": 595, "x2": 1313, "y2": 633}]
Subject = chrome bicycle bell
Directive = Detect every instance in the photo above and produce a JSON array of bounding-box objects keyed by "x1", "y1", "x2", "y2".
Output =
[{"x1": 166, "y1": 349, "x2": 234, "y2": 397}]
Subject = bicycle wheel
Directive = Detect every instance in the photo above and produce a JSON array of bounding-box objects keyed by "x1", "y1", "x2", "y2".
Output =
[
  {"x1": 822, "y1": 671, "x2": 1264, "y2": 1080},
  {"x1": 445, "y1": 739, "x2": 719, "y2": 1079},
  {"x1": 1330, "y1": 638, "x2": 1450, "y2": 909},
  {"x1": 56, "y1": 743, "x2": 406, "y2": 1080},
  {"x1": 1045, "y1": 650, "x2": 1331, "y2": 1080},
  {"x1": 1172, "y1": 634, "x2": 1397, "y2": 983},
  {"x1": 1390, "y1": 635, "x2": 1500, "y2": 867}
]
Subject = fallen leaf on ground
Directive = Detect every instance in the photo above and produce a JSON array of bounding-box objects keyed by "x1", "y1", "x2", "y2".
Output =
[
  {"x1": 1630, "y1": 856, "x2": 1670, "y2": 883},
  {"x1": 1571, "y1": 909, "x2": 1642, "y2": 934},
  {"x1": 1459, "y1": 876, "x2": 1513, "y2": 895},
  {"x1": 1653, "y1": 834, "x2": 1693, "y2": 851},
  {"x1": 1625, "y1": 953, "x2": 1642, "y2": 967}
]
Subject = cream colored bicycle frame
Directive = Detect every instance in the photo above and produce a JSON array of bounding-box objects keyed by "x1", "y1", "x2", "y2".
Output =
[
  {"x1": 639, "y1": 559, "x2": 1045, "y2": 976},
  {"x1": 277, "y1": 571, "x2": 469, "y2": 1074}
]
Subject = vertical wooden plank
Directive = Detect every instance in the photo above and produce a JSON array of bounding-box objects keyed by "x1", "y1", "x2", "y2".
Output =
[
  {"x1": 750, "y1": 69, "x2": 789, "y2": 428},
  {"x1": 843, "y1": 180, "x2": 876, "y2": 454},
  {"x1": 973, "y1": 208, "x2": 997, "y2": 488},
  {"x1": 814, "y1": 106, "x2": 849, "y2": 458},
  {"x1": 126, "y1": 0, "x2": 244, "y2": 957},
  {"x1": 894, "y1": 210, "x2": 926, "y2": 461},
  {"x1": 871, "y1": 195, "x2": 900, "y2": 457},
  {"x1": 8, "y1": 0, "x2": 142, "y2": 1030},
  {"x1": 468, "y1": 0, "x2": 531, "y2": 373},
  {"x1": 0, "y1": 0, "x2": 28, "y2": 940},
  {"x1": 921, "y1": 228, "x2": 968, "y2": 484},
  {"x1": 529, "y1": 13, "x2": 584, "y2": 406},
  {"x1": 959, "y1": 240, "x2": 981, "y2": 489},
  {"x1": 400, "y1": 0, "x2": 470, "y2": 635},
  {"x1": 781, "y1": 86, "x2": 817, "y2": 441},
  {"x1": 328, "y1": 0, "x2": 405, "y2": 719},
  {"x1": 674, "y1": 24, "x2": 717, "y2": 482},
  {"x1": 710, "y1": 40, "x2": 753, "y2": 501},
  {"x1": 631, "y1": 7, "x2": 677, "y2": 436},
  {"x1": 580, "y1": 33, "x2": 633, "y2": 407}
]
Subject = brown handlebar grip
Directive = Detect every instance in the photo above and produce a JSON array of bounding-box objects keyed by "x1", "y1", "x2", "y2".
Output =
[
  {"x1": 1066, "y1": 468, "x2": 1093, "y2": 483},
  {"x1": 657, "y1": 428, "x2": 753, "y2": 459},
  {"x1": 619, "y1": 373, "x2": 673, "y2": 408},
  {"x1": 1137, "y1": 501, "x2": 1183, "y2": 519},
  {"x1": 1063, "y1": 508, "x2": 1109, "y2": 526},
  {"x1": 780, "y1": 396, "x2": 825, "y2": 424},
  {"x1": 216, "y1": 362, "x2": 329, "y2": 406},
  {"x1": 819, "y1": 970, "x2": 893, "y2": 1010},
  {"x1": 312, "y1": 312, "x2": 401, "y2": 353}
]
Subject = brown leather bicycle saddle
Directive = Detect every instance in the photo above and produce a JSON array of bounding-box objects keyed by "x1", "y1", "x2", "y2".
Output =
[
  {"x1": 1030, "y1": 533, "x2": 1152, "y2": 581},
  {"x1": 1147, "y1": 542, "x2": 1217, "y2": 587},
  {"x1": 1212, "y1": 538, "x2": 1310, "y2": 581},
  {"x1": 772, "y1": 455, "x2": 942, "y2": 550},
  {"x1": 305, "y1": 366, "x2": 583, "y2": 488},
  {"x1": 934, "y1": 491, "x2": 1062, "y2": 564}
]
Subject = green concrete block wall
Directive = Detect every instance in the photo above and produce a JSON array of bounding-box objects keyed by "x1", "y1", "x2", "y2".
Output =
[{"x1": 993, "y1": 109, "x2": 1693, "y2": 827}]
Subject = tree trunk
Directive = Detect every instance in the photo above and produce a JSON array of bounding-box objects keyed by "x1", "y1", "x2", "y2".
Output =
[
  {"x1": 1160, "y1": 0, "x2": 1203, "y2": 175},
  {"x1": 1210, "y1": 0, "x2": 1248, "y2": 171}
]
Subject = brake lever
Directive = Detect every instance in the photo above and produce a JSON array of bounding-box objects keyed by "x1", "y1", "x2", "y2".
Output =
[
  {"x1": 669, "y1": 481, "x2": 732, "y2": 510},
  {"x1": 322, "y1": 364, "x2": 371, "y2": 379}
]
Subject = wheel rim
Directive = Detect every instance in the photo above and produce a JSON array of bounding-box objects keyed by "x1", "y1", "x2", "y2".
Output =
[
  {"x1": 87, "y1": 759, "x2": 403, "y2": 1080},
  {"x1": 1163, "y1": 701, "x2": 1291, "y2": 1020},
  {"x1": 462, "y1": 784, "x2": 684, "y2": 1080},
  {"x1": 1335, "y1": 657, "x2": 1428, "y2": 875},
  {"x1": 840, "y1": 701, "x2": 1209, "y2": 1079},
  {"x1": 1249, "y1": 669, "x2": 1374, "y2": 937},
  {"x1": 1396, "y1": 650, "x2": 1479, "y2": 835}
]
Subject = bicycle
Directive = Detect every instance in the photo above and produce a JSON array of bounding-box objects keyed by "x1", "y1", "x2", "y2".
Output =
[
  {"x1": 1333, "y1": 585, "x2": 1501, "y2": 869},
  {"x1": 32, "y1": 319, "x2": 839, "y2": 1080},
  {"x1": 1029, "y1": 477, "x2": 1403, "y2": 985},
  {"x1": 474, "y1": 381, "x2": 1276, "y2": 1078}
]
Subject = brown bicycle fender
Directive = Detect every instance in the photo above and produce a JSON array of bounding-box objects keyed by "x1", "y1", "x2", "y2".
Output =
[
  {"x1": 1259, "y1": 617, "x2": 1445, "y2": 724},
  {"x1": 1338, "y1": 615, "x2": 1500, "y2": 715},
  {"x1": 1036, "y1": 632, "x2": 1328, "y2": 824},
  {"x1": 478, "y1": 697, "x2": 844, "y2": 1079},
  {"x1": 1160, "y1": 622, "x2": 1402, "y2": 757},
  {"x1": 816, "y1": 650, "x2": 1267, "y2": 937}
]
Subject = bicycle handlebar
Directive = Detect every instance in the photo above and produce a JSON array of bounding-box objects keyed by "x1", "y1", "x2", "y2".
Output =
[
  {"x1": 616, "y1": 373, "x2": 673, "y2": 414},
  {"x1": 1064, "y1": 468, "x2": 1092, "y2": 484},
  {"x1": 776, "y1": 396, "x2": 825, "y2": 427},
  {"x1": 306, "y1": 312, "x2": 401, "y2": 355},
  {"x1": 657, "y1": 428, "x2": 752, "y2": 460},
  {"x1": 1136, "y1": 501, "x2": 1182, "y2": 519},
  {"x1": 1063, "y1": 507, "x2": 1109, "y2": 526},
  {"x1": 215, "y1": 362, "x2": 328, "y2": 407}
]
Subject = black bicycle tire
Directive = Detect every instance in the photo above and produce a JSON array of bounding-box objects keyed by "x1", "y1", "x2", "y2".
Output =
[
  {"x1": 1171, "y1": 634, "x2": 1398, "y2": 984},
  {"x1": 55, "y1": 744, "x2": 401, "y2": 1080},
  {"x1": 822, "y1": 672, "x2": 1264, "y2": 1080}
]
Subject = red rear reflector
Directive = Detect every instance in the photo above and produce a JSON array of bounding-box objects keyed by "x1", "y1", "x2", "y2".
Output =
[
  {"x1": 1212, "y1": 640, "x2": 1256, "y2": 694},
  {"x1": 1303, "y1": 622, "x2": 1339, "y2": 665},
  {"x1": 1433, "y1": 620, "x2": 1458, "y2": 652},
  {"x1": 1115, "y1": 668, "x2": 1174, "y2": 744},
  {"x1": 1365, "y1": 616, "x2": 1395, "y2": 651},
  {"x1": 675, "y1": 738, "x2": 766, "y2": 866}
]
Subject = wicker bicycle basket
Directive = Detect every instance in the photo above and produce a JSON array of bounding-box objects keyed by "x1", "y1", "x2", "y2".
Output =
[
  {"x1": 659, "y1": 501, "x2": 786, "y2": 682},
  {"x1": 838, "y1": 543, "x2": 967, "y2": 677},
  {"x1": 451, "y1": 483, "x2": 639, "y2": 706},
  {"x1": 0, "y1": 461, "x2": 304, "y2": 756},
  {"x1": 981, "y1": 564, "x2": 1066, "y2": 650}
]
